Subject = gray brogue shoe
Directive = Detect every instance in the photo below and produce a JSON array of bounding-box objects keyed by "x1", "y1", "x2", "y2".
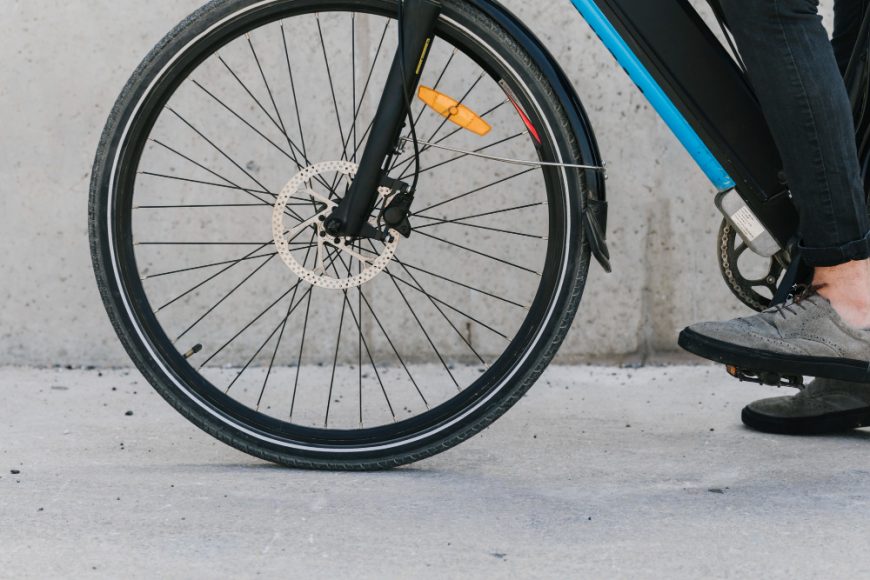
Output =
[
  {"x1": 742, "y1": 377, "x2": 870, "y2": 434},
  {"x1": 679, "y1": 286, "x2": 870, "y2": 382}
]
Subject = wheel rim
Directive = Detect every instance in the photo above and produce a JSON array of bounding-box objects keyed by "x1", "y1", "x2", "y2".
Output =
[{"x1": 104, "y1": 1, "x2": 576, "y2": 450}]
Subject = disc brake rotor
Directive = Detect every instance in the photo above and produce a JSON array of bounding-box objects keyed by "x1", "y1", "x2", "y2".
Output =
[
  {"x1": 718, "y1": 219, "x2": 789, "y2": 312},
  {"x1": 272, "y1": 161, "x2": 400, "y2": 290}
]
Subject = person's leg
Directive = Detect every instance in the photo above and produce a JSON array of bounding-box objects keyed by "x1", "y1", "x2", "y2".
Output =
[
  {"x1": 815, "y1": 0, "x2": 870, "y2": 327},
  {"x1": 692, "y1": 0, "x2": 870, "y2": 429},
  {"x1": 719, "y1": 0, "x2": 870, "y2": 328},
  {"x1": 679, "y1": 0, "x2": 870, "y2": 383}
]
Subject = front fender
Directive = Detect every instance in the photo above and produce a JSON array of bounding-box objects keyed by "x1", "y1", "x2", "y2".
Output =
[{"x1": 467, "y1": 0, "x2": 611, "y2": 271}]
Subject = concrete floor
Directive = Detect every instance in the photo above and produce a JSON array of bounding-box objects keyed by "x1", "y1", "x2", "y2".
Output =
[{"x1": 3, "y1": 364, "x2": 870, "y2": 579}]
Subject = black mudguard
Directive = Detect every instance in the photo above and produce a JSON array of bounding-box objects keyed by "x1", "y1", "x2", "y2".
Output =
[{"x1": 468, "y1": 0, "x2": 612, "y2": 272}]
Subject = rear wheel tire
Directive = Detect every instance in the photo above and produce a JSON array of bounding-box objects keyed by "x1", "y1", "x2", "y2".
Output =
[{"x1": 90, "y1": 0, "x2": 594, "y2": 469}]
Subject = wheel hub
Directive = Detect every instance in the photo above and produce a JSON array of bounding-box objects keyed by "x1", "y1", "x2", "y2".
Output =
[{"x1": 272, "y1": 161, "x2": 400, "y2": 291}]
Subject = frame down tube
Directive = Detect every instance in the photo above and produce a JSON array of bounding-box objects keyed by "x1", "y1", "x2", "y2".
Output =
[{"x1": 571, "y1": 0, "x2": 799, "y2": 247}]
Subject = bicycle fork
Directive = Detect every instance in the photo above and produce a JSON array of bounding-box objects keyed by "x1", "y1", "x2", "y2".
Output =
[{"x1": 324, "y1": 0, "x2": 442, "y2": 238}]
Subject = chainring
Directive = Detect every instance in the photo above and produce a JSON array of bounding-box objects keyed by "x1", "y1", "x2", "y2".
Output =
[{"x1": 717, "y1": 219, "x2": 789, "y2": 312}]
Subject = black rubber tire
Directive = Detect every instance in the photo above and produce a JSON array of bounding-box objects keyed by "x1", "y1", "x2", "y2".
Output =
[{"x1": 89, "y1": 0, "x2": 594, "y2": 470}]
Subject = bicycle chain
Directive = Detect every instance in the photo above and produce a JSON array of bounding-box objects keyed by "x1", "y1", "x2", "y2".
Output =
[{"x1": 717, "y1": 219, "x2": 792, "y2": 313}]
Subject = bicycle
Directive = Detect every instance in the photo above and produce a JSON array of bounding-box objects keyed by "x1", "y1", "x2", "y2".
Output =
[{"x1": 89, "y1": 0, "x2": 870, "y2": 469}]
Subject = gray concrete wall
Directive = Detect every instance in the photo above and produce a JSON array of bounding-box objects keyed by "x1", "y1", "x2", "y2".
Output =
[{"x1": 0, "y1": 1, "x2": 835, "y2": 366}]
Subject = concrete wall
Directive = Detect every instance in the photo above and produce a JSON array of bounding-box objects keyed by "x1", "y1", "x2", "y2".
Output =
[{"x1": 0, "y1": 1, "x2": 835, "y2": 367}]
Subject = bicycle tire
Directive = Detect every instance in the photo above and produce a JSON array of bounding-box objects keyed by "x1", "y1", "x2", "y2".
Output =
[{"x1": 90, "y1": 0, "x2": 595, "y2": 470}]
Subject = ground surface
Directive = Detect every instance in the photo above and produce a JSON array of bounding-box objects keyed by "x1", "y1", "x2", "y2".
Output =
[{"x1": 3, "y1": 364, "x2": 870, "y2": 579}]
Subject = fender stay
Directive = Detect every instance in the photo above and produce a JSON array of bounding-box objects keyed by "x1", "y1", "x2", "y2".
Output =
[{"x1": 467, "y1": 0, "x2": 612, "y2": 272}]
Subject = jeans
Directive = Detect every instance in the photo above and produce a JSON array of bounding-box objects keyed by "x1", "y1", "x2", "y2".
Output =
[{"x1": 719, "y1": 0, "x2": 870, "y2": 267}]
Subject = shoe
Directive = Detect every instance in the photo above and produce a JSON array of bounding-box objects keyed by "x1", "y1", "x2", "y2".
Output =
[
  {"x1": 679, "y1": 285, "x2": 870, "y2": 382},
  {"x1": 742, "y1": 377, "x2": 870, "y2": 434}
]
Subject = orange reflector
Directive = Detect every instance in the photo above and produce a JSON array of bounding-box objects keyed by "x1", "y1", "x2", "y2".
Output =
[
  {"x1": 726, "y1": 366, "x2": 738, "y2": 377},
  {"x1": 417, "y1": 86, "x2": 492, "y2": 136}
]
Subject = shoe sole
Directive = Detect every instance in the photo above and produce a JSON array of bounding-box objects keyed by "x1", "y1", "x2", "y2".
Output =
[
  {"x1": 678, "y1": 328, "x2": 870, "y2": 383},
  {"x1": 742, "y1": 405, "x2": 870, "y2": 435}
]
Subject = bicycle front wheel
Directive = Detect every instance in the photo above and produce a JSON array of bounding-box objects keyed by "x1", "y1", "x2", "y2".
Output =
[{"x1": 90, "y1": 0, "x2": 594, "y2": 469}]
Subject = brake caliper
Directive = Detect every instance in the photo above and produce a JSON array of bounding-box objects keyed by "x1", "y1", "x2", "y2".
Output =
[{"x1": 380, "y1": 178, "x2": 415, "y2": 239}]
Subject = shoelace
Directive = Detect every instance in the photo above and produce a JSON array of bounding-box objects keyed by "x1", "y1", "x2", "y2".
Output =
[{"x1": 766, "y1": 283, "x2": 828, "y2": 320}]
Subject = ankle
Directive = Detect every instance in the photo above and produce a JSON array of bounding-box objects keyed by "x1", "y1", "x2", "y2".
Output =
[{"x1": 812, "y1": 260, "x2": 870, "y2": 327}]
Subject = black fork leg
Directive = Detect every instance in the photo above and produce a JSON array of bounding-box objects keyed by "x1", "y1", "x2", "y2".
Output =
[{"x1": 325, "y1": 0, "x2": 441, "y2": 238}]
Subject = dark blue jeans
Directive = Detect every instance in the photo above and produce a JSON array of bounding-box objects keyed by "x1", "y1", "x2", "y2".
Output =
[{"x1": 719, "y1": 0, "x2": 870, "y2": 267}]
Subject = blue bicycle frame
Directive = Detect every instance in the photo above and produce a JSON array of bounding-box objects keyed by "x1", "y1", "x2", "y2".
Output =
[
  {"x1": 572, "y1": 0, "x2": 736, "y2": 191},
  {"x1": 338, "y1": 0, "x2": 802, "y2": 274}
]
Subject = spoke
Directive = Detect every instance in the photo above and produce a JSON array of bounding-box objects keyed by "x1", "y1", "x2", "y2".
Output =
[
  {"x1": 200, "y1": 280, "x2": 310, "y2": 369},
  {"x1": 143, "y1": 251, "x2": 280, "y2": 280},
  {"x1": 413, "y1": 218, "x2": 546, "y2": 240},
  {"x1": 344, "y1": 289, "x2": 398, "y2": 424},
  {"x1": 357, "y1": 241, "x2": 364, "y2": 425},
  {"x1": 136, "y1": 203, "x2": 297, "y2": 209},
  {"x1": 316, "y1": 14, "x2": 347, "y2": 159},
  {"x1": 212, "y1": 56, "x2": 339, "y2": 195},
  {"x1": 351, "y1": 14, "x2": 358, "y2": 163},
  {"x1": 412, "y1": 168, "x2": 537, "y2": 215},
  {"x1": 154, "y1": 228, "x2": 306, "y2": 312},
  {"x1": 281, "y1": 23, "x2": 309, "y2": 164},
  {"x1": 246, "y1": 33, "x2": 345, "y2": 194},
  {"x1": 190, "y1": 80, "x2": 334, "y2": 193},
  {"x1": 414, "y1": 230, "x2": 540, "y2": 276},
  {"x1": 247, "y1": 34, "x2": 290, "y2": 140},
  {"x1": 399, "y1": 132, "x2": 525, "y2": 180},
  {"x1": 165, "y1": 108, "x2": 304, "y2": 222},
  {"x1": 383, "y1": 262, "x2": 460, "y2": 389},
  {"x1": 358, "y1": 290, "x2": 425, "y2": 406},
  {"x1": 385, "y1": 254, "x2": 527, "y2": 309},
  {"x1": 257, "y1": 299, "x2": 292, "y2": 409},
  {"x1": 420, "y1": 72, "x2": 485, "y2": 150},
  {"x1": 155, "y1": 241, "x2": 272, "y2": 312},
  {"x1": 416, "y1": 201, "x2": 546, "y2": 223},
  {"x1": 255, "y1": 239, "x2": 318, "y2": 409},
  {"x1": 225, "y1": 316, "x2": 284, "y2": 395},
  {"x1": 412, "y1": 48, "x2": 457, "y2": 127},
  {"x1": 380, "y1": 262, "x2": 509, "y2": 341},
  {"x1": 339, "y1": 19, "x2": 392, "y2": 164},
  {"x1": 324, "y1": 248, "x2": 406, "y2": 420},
  {"x1": 324, "y1": 292, "x2": 348, "y2": 428},
  {"x1": 138, "y1": 242, "x2": 269, "y2": 246},
  {"x1": 289, "y1": 289, "x2": 313, "y2": 421},
  {"x1": 224, "y1": 285, "x2": 313, "y2": 394},
  {"x1": 175, "y1": 254, "x2": 278, "y2": 342},
  {"x1": 217, "y1": 56, "x2": 304, "y2": 162},
  {"x1": 390, "y1": 256, "x2": 486, "y2": 366},
  {"x1": 138, "y1": 171, "x2": 275, "y2": 197},
  {"x1": 390, "y1": 100, "x2": 509, "y2": 176},
  {"x1": 148, "y1": 139, "x2": 278, "y2": 211},
  {"x1": 181, "y1": 230, "x2": 316, "y2": 341}
]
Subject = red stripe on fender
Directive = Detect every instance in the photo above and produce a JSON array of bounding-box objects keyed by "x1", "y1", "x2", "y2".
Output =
[{"x1": 506, "y1": 93, "x2": 542, "y2": 145}]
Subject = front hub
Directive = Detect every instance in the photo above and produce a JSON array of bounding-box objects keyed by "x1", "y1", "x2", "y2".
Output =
[{"x1": 272, "y1": 161, "x2": 400, "y2": 291}]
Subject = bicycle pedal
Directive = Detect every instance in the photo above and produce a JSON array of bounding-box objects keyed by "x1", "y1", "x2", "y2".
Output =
[{"x1": 725, "y1": 365, "x2": 804, "y2": 388}]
